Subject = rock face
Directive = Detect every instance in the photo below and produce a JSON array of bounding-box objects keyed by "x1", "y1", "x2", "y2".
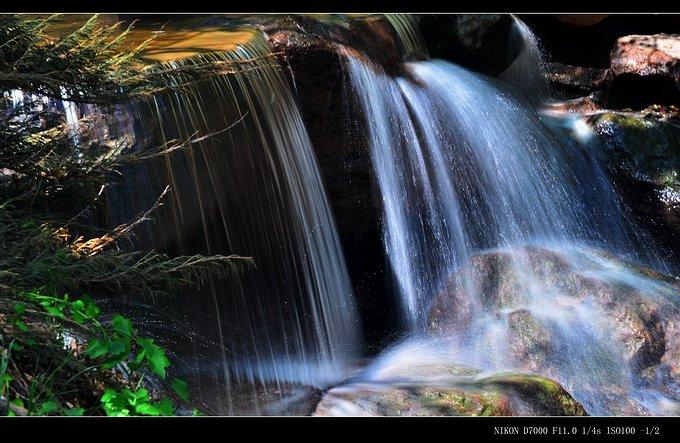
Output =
[
  {"x1": 588, "y1": 111, "x2": 680, "y2": 191},
  {"x1": 610, "y1": 34, "x2": 680, "y2": 83},
  {"x1": 313, "y1": 371, "x2": 586, "y2": 416},
  {"x1": 546, "y1": 62, "x2": 612, "y2": 98},
  {"x1": 586, "y1": 110, "x2": 680, "y2": 239},
  {"x1": 426, "y1": 246, "x2": 680, "y2": 414}
]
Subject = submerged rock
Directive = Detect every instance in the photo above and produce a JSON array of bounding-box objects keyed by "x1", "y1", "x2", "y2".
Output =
[
  {"x1": 429, "y1": 247, "x2": 678, "y2": 374},
  {"x1": 427, "y1": 246, "x2": 680, "y2": 414},
  {"x1": 313, "y1": 371, "x2": 586, "y2": 416}
]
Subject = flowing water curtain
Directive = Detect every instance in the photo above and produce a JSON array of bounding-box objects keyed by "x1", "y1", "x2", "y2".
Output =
[
  {"x1": 347, "y1": 57, "x2": 642, "y2": 328},
  {"x1": 345, "y1": 52, "x2": 680, "y2": 414},
  {"x1": 383, "y1": 14, "x2": 429, "y2": 61},
  {"x1": 499, "y1": 15, "x2": 550, "y2": 104},
  {"x1": 108, "y1": 33, "x2": 361, "y2": 414}
]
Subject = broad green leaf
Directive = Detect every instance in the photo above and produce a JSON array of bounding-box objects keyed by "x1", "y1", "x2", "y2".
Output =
[
  {"x1": 36, "y1": 400, "x2": 58, "y2": 415},
  {"x1": 134, "y1": 402, "x2": 161, "y2": 416},
  {"x1": 137, "y1": 338, "x2": 170, "y2": 378},
  {"x1": 69, "y1": 300, "x2": 86, "y2": 323},
  {"x1": 123, "y1": 388, "x2": 150, "y2": 406},
  {"x1": 45, "y1": 306, "x2": 65, "y2": 319},
  {"x1": 14, "y1": 319, "x2": 28, "y2": 332},
  {"x1": 171, "y1": 378, "x2": 189, "y2": 402},
  {"x1": 84, "y1": 339, "x2": 109, "y2": 359},
  {"x1": 107, "y1": 338, "x2": 128, "y2": 356},
  {"x1": 155, "y1": 397, "x2": 174, "y2": 416},
  {"x1": 101, "y1": 389, "x2": 130, "y2": 417},
  {"x1": 64, "y1": 407, "x2": 84, "y2": 416},
  {"x1": 82, "y1": 296, "x2": 101, "y2": 319},
  {"x1": 112, "y1": 315, "x2": 133, "y2": 338}
]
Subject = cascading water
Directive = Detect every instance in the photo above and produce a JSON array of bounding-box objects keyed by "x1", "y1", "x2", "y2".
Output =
[
  {"x1": 14, "y1": 13, "x2": 680, "y2": 416},
  {"x1": 346, "y1": 36, "x2": 680, "y2": 414},
  {"x1": 108, "y1": 32, "x2": 361, "y2": 414},
  {"x1": 499, "y1": 15, "x2": 549, "y2": 104},
  {"x1": 348, "y1": 57, "x2": 644, "y2": 327}
]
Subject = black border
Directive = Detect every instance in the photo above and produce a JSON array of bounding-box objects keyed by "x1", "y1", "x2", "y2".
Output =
[
  {"x1": 1, "y1": 2, "x2": 680, "y2": 439},
  {"x1": 0, "y1": 1, "x2": 679, "y2": 13},
  {"x1": 0, "y1": 416, "x2": 678, "y2": 440}
]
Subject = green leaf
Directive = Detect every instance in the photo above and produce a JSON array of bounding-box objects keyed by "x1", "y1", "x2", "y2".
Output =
[
  {"x1": 69, "y1": 300, "x2": 86, "y2": 323},
  {"x1": 155, "y1": 397, "x2": 174, "y2": 416},
  {"x1": 111, "y1": 315, "x2": 133, "y2": 338},
  {"x1": 36, "y1": 400, "x2": 59, "y2": 415},
  {"x1": 107, "y1": 338, "x2": 128, "y2": 356},
  {"x1": 84, "y1": 339, "x2": 109, "y2": 359},
  {"x1": 123, "y1": 388, "x2": 150, "y2": 406},
  {"x1": 45, "y1": 306, "x2": 65, "y2": 319},
  {"x1": 64, "y1": 407, "x2": 84, "y2": 416},
  {"x1": 13, "y1": 303, "x2": 25, "y2": 315},
  {"x1": 14, "y1": 319, "x2": 29, "y2": 332},
  {"x1": 101, "y1": 388, "x2": 130, "y2": 417},
  {"x1": 171, "y1": 378, "x2": 189, "y2": 402},
  {"x1": 82, "y1": 296, "x2": 101, "y2": 320},
  {"x1": 136, "y1": 338, "x2": 170, "y2": 379},
  {"x1": 134, "y1": 402, "x2": 161, "y2": 416}
]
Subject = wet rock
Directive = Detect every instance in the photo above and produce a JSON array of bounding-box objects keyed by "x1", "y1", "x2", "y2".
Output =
[
  {"x1": 607, "y1": 35, "x2": 680, "y2": 109},
  {"x1": 428, "y1": 247, "x2": 679, "y2": 377},
  {"x1": 546, "y1": 62, "x2": 612, "y2": 98},
  {"x1": 507, "y1": 309, "x2": 554, "y2": 373},
  {"x1": 543, "y1": 94, "x2": 603, "y2": 114},
  {"x1": 313, "y1": 371, "x2": 586, "y2": 416},
  {"x1": 587, "y1": 111, "x2": 680, "y2": 192}
]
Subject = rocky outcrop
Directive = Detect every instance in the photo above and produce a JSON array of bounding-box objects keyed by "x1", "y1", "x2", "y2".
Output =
[
  {"x1": 313, "y1": 371, "x2": 586, "y2": 416},
  {"x1": 587, "y1": 111, "x2": 680, "y2": 192},
  {"x1": 610, "y1": 34, "x2": 680, "y2": 83},
  {"x1": 546, "y1": 62, "x2": 612, "y2": 98},
  {"x1": 428, "y1": 247, "x2": 680, "y2": 384}
]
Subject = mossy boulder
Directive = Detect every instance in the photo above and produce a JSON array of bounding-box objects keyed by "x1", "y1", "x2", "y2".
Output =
[
  {"x1": 588, "y1": 111, "x2": 680, "y2": 193},
  {"x1": 313, "y1": 371, "x2": 586, "y2": 416}
]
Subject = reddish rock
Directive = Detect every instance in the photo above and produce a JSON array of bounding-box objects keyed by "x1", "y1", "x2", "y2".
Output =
[{"x1": 610, "y1": 34, "x2": 680, "y2": 84}]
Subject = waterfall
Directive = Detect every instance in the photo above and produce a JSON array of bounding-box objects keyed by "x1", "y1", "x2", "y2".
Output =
[
  {"x1": 384, "y1": 14, "x2": 429, "y2": 61},
  {"x1": 499, "y1": 15, "x2": 549, "y2": 104},
  {"x1": 348, "y1": 57, "x2": 642, "y2": 327},
  {"x1": 346, "y1": 52, "x2": 678, "y2": 414},
  {"x1": 108, "y1": 33, "x2": 361, "y2": 414}
]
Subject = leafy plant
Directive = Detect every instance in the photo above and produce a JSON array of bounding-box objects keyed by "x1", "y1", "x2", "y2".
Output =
[{"x1": 2, "y1": 289, "x2": 197, "y2": 416}]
